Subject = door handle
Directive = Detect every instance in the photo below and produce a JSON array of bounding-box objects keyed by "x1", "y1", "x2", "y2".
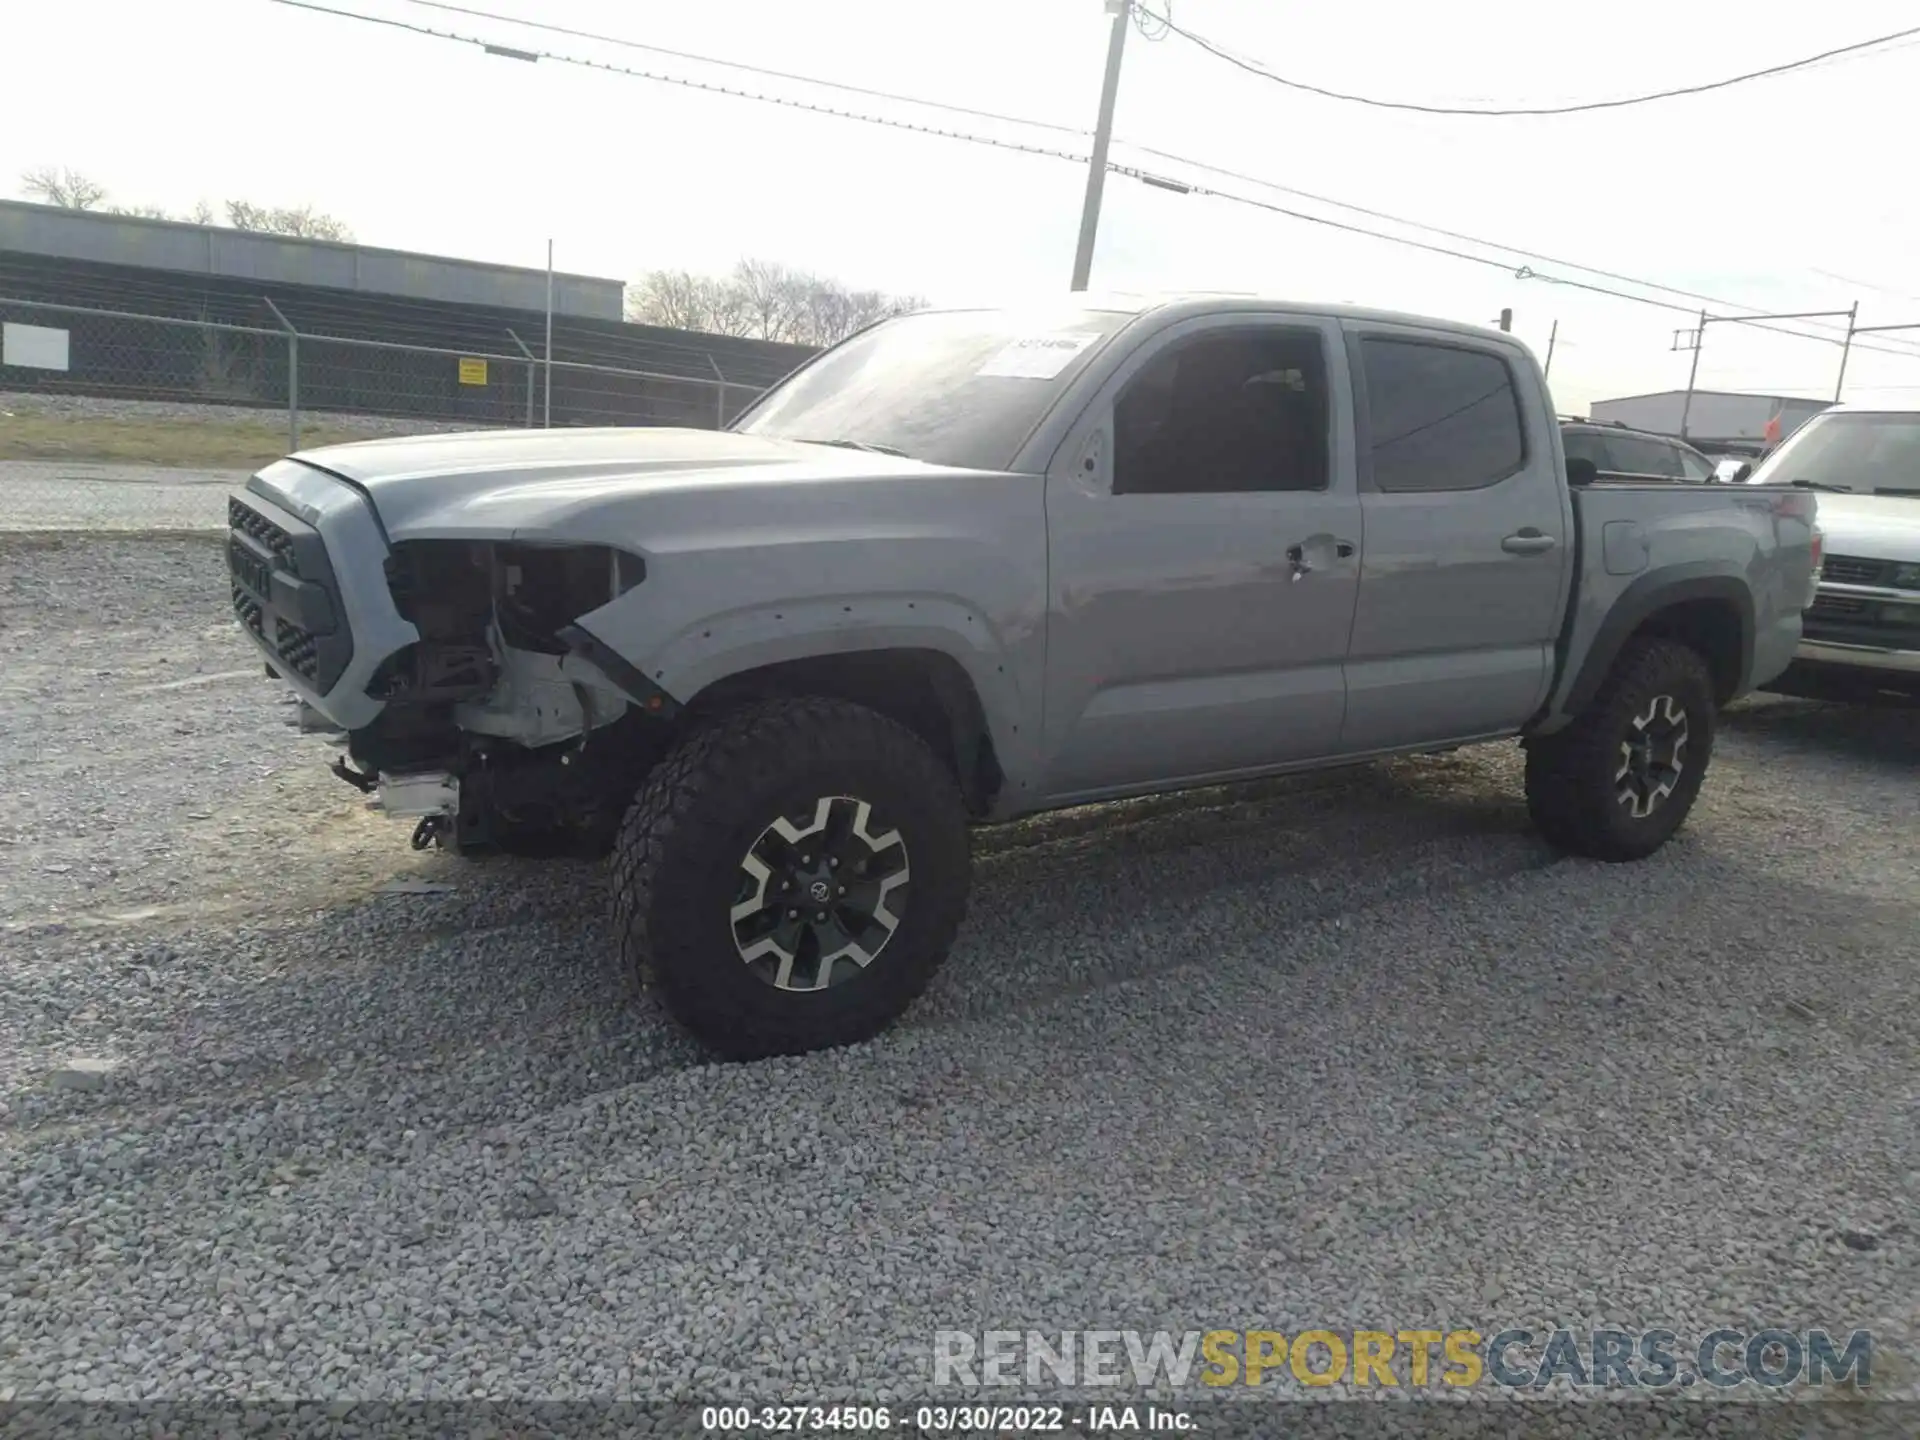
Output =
[
  {"x1": 1501, "y1": 529, "x2": 1557, "y2": 555},
  {"x1": 1286, "y1": 538, "x2": 1358, "y2": 581}
]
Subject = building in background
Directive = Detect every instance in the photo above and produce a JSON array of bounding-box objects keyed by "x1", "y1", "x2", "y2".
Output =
[
  {"x1": 1587, "y1": 390, "x2": 1831, "y2": 457},
  {"x1": 0, "y1": 198, "x2": 815, "y2": 429}
]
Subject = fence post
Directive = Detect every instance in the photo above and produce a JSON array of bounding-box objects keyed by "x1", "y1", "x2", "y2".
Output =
[
  {"x1": 706, "y1": 355, "x2": 727, "y2": 430},
  {"x1": 506, "y1": 329, "x2": 537, "y2": 427},
  {"x1": 262, "y1": 297, "x2": 300, "y2": 453}
]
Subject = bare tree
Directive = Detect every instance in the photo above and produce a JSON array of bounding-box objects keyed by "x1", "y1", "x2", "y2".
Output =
[
  {"x1": 225, "y1": 200, "x2": 354, "y2": 242},
  {"x1": 627, "y1": 258, "x2": 924, "y2": 346},
  {"x1": 20, "y1": 165, "x2": 108, "y2": 210},
  {"x1": 108, "y1": 198, "x2": 217, "y2": 224}
]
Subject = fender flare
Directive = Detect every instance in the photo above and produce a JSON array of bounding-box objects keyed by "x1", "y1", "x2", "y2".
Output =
[
  {"x1": 1561, "y1": 567, "x2": 1755, "y2": 718},
  {"x1": 569, "y1": 593, "x2": 1038, "y2": 795}
]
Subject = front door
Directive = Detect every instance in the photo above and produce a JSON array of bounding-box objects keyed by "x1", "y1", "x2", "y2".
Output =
[{"x1": 1039, "y1": 316, "x2": 1363, "y2": 803}]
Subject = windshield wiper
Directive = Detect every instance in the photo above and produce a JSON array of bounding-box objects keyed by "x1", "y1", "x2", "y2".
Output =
[
  {"x1": 797, "y1": 437, "x2": 910, "y2": 458},
  {"x1": 1782, "y1": 478, "x2": 1849, "y2": 492},
  {"x1": 1873, "y1": 486, "x2": 1920, "y2": 496}
]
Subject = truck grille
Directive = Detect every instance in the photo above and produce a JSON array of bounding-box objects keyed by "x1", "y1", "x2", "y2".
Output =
[
  {"x1": 227, "y1": 493, "x2": 354, "y2": 693},
  {"x1": 228, "y1": 496, "x2": 298, "y2": 569},
  {"x1": 1807, "y1": 593, "x2": 1869, "y2": 621},
  {"x1": 274, "y1": 617, "x2": 321, "y2": 681},
  {"x1": 1819, "y1": 554, "x2": 1892, "y2": 587}
]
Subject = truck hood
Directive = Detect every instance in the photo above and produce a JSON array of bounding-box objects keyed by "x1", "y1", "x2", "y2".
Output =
[
  {"x1": 269, "y1": 426, "x2": 949, "y2": 539},
  {"x1": 1810, "y1": 491, "x2": 1920, "y2": 561}
]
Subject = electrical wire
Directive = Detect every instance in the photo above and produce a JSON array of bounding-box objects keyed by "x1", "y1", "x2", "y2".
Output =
[
  {"x1": 1116, "y1": 170, "x2": 1920, "y2": 364},
  {"x1": 272, "y1": 0, "x2": 1097, "y2": 167},
  {"x1": 1131, "y1": 4, "x2": 1920, "y2": 116},
  {"x1": 372, "y1": 1, "x2": 1920, "y2": 355},
  {"x1": 400, "y1": 0, "x2": 1093, "y2": 138},
  {"x1": 274, "y1": 1, "x2": 1920, "y2": 367},
  {"x1": 1112, "y1": 143, "x2": 1920, "y2": 358}
]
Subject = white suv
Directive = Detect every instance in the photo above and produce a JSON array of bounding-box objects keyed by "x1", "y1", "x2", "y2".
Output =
[{"x1": 1751, "y1": 404, "x2": 1920, "y2": 700}]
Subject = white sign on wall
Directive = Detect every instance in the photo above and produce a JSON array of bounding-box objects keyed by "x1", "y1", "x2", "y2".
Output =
[{"x1": 3, "y1": 323, "x2": 72, "y2": 372}]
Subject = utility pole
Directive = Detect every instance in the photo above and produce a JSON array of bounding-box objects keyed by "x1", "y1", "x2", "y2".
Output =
[
  {"x1": 1835, "y1": 301, "x2": 1859, "y2": 402},
  {"x1": 1543, "y1": 319, "x2": 1559, "y2": 379},
  {"x1": 1839, "y1": 313, "x2": 1920, "y2": 404},
  {"x1": 1070, "y1": 0, "x2": 1131, "y2": 292},
  {"x1": 1678, "y1": 308, "x2": 1707, "y2": 441},
  {"x1": 544, "y1": 238, "x2": 554, "y2": 429},
  {"x1": 1679, "y1": 305, "x2": 1856, "y2": 439}
]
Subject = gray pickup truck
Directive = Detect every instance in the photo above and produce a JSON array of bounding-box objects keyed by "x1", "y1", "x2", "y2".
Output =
[{"x1": 226, "y1": 296, "x2": 1818, "y2": 1058}]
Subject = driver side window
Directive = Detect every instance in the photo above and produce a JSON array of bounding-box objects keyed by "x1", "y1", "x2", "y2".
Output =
[{"x1": 1112, "y1": 326, "x2": 1330, "y2": 495}]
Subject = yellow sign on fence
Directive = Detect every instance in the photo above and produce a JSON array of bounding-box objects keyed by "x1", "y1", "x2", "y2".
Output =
[{"x1": 458, "y1": 357, "x2": 488, "y2": 386}]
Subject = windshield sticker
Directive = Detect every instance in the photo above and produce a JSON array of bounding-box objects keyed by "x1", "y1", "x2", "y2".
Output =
[{"x1": 975, "y1": 332, "x2": 1103, "y2": 380}]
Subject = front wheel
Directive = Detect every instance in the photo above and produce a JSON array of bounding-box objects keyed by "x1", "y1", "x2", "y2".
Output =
[
  {"x1": 610, "y1": 697, "x2": 970, "y2": 1060},
  {"x1": 1524, "y1": 637, "x2": 1717, "y2": 862}
]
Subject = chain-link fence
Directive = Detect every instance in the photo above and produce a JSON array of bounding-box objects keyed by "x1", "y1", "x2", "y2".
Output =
[{"x1": 0, "y1": 296, "x2": 775, "y2": 532}]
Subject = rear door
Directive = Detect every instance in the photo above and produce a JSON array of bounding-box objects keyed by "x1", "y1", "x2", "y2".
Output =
[{"x1": 1339, "y1": 326, "x2": 1573, "y2": 753}]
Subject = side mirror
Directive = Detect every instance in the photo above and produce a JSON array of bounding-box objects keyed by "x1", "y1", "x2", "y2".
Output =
[{"x1": 1566, "y1": 456, "x2": 1599, "y2": 487}]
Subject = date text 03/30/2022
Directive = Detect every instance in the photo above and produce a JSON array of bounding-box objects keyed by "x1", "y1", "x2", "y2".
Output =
[{"x1": 700, "y1": 1404, "x2": 1194, "y2": 1432}]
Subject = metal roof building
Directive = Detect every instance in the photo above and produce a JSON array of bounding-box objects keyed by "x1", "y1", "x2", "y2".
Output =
[
  {"x1": 1587, "y1": 390, "x2": 1831, "y2": 455},
  {"x1": 0, "y1": 199, "x2": 818, "y2": 426}
]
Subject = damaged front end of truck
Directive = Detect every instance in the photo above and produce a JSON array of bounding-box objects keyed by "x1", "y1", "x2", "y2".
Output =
[{"x1": 227, "y1": 459, "x2": 682, "y2": 856}]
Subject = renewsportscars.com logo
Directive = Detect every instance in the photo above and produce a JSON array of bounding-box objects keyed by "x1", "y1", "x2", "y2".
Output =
[{"x1": 933, "y1": 1328, "x2": 1873, "y2": 1391}]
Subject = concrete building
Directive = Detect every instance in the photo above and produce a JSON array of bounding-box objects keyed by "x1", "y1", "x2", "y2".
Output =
[{"x1": 1588, "y1": 390, "x2": 1831, "y2": 455}]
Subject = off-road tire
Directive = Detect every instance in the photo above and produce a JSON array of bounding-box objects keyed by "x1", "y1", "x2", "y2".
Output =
[
  {"x1": 610, "y1": 696, "x2": 970, "y2": 1060},
  {"x1": 1524, "y1": 637, "x2": 1716, "y2": 862}
]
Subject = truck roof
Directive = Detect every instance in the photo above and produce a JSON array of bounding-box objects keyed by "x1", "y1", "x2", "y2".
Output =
[{"x1": 943, "y1": 293, "x2": 1521, "y2": 347}]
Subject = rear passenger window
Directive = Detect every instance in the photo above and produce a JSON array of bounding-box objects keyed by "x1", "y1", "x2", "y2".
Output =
[
  {"x1": 1361, "y1": 339, "x2": 1526, "y2": 492},
  {"x1": 1607, "y1": 435, "x2": 1684, "y2": 478}
]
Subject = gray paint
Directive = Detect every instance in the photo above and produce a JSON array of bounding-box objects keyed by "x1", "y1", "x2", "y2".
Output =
[
  {"x1": 0, "y1": 198, "x2": 623, "y2": 320},
  {"x1": 231, "y1": 296, "x2": 1814, "y2": 820},
  {"x1": 243, "y1": 458, "x2": 420, "y2": 732}
]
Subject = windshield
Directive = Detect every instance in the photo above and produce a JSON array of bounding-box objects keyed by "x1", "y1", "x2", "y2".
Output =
[
  {"x1": 1749, "y1": 412, "x2": 1920, "y2": 494},
  {"x1": 733, "y1": 307, "x2": 1136, "y2": 471}
]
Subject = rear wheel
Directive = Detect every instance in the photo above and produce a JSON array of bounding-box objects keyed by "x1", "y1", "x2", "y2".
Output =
[
  {"x1": 610, "y1": 697, "x2": 970, "y2": 1060},
  {"x1": 1524, "y1": 637, "x2": 1716, "y2": 861}
]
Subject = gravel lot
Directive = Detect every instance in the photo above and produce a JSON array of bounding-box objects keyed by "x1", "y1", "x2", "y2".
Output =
[{"x1": 1, "y1": 526, "x2": 1916, "y2": 1424}]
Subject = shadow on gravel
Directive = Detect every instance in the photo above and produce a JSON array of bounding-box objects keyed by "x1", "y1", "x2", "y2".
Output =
[
  {"x1": 1724, "y1": 695, "x2": 1920, "y2": 767},
  {"x1": 7, "y1": 751, "x2": 1540, "y2": 1143}
]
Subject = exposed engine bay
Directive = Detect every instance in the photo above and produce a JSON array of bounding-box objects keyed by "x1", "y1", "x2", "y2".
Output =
[{"x1": 312, "y1": 540, "x2": 672, "y2": 854}]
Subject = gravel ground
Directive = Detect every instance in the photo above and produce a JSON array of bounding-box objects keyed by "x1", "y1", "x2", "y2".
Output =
[
  {"x1": 1, "y1": 530, "x2": 1916, "y2": 1426},
  {"x1": 0, "y1": 461, "x2": 241, "y2": 533}
]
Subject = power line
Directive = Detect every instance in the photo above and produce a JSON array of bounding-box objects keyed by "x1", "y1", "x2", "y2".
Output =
[
  {"x1": 399, "y1": 0, "x2": 1094, "y2": 138},
  {"x1": 1116, "y1": 171, "x2": 1920, "y2": 365},
  {"x1": 1132, "y1": 4, "x2": 1920, "y2": 116},
  {"x1": 1111, "y1": 142, "x2": 1920, "y2": 358},
  {"x1": 270, "y1": 1, "x2": 1099, "y2": 166},
  {"x1": 272, "y1": 1, "x2": 1920, "y2": 368},
  {"x1": 368, "y1": 1, "x2": 1920, "y2": 356}
]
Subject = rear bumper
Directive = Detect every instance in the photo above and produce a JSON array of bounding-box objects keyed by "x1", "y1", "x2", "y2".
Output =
[{"x1": 225, "y1": 461, "x2": 418, "y2": 731}]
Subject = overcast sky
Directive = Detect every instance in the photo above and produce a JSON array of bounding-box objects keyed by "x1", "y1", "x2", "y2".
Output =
[{"x1": 8, "y1": 0, "x2": 1920, "y2": 412}]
